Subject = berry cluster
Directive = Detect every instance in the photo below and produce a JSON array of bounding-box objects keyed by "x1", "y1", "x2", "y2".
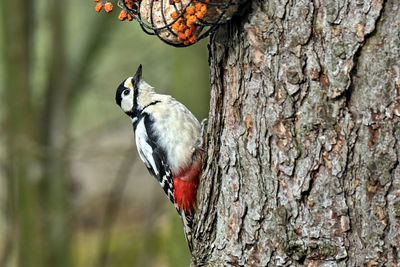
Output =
[
  {"x1": 119, "y1": 0, "x2": 139, "y2": 20},
  {"x1": 94, "y1": 1, "x2": 114, "y2": 12},
  {"x1": 92, "y1": 0, "x2": 212, "y2": 46},
  {"x1": 93, "y1": 0, "x2": 138, "y2": 21},
  {"x1": 171, "y1": 1, "x2": 208, "y2": 45}
]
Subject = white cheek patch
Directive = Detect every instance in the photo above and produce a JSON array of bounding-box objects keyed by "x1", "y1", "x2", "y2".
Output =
[
  {"x1": 121, "y1": 77, "x2": 134, "y2": 112},
  {"x1": 121, "y1": 95, "x2": 133, "y2": 112}
]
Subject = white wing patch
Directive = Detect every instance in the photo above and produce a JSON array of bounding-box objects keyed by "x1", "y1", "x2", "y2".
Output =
[
  {"x1": 159, "y1": 174, "x2": 168, "y2": 187},
  {"x1": 135, "y1": 118, "x2": 159, "y2": 176}
]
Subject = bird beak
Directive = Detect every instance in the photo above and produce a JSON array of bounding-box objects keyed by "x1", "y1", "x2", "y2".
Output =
[{"x1": 133, "y1": 64, "x2": 142, "y2": 85}]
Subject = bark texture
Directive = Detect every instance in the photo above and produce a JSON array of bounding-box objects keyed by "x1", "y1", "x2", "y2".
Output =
[{"x1": 192, "y1": 0, "x2": 400, "y2": 266}]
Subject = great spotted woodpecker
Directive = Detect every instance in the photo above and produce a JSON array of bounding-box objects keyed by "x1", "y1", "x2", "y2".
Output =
[{"x1": 115, "y1": 65, "x2": 202, "y2": 250}]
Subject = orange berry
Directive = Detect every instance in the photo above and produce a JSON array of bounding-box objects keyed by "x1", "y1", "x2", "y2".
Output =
[
  {"x1": 104, "y1": 2, "x2": 113, "y2": 12},
  {"x1": 95, "y1": 2, "x2": 103, "y2": 12},
  {"x1": 173, "y1": 18, "x2": 183, "y2": 30},
  {"x1": 184, "y1": 28, "x2": 192, "y2": 38},
  {"x1": 94, "y1": 0, "x2": 100, "y2": 2},
  {"x1": 127, "y1": 13, "x2": 133, "y2": 21},
  {"x1": 190, "y1": 25, "x2": 197, "y2": 32},
  {"x1": 178, "y1": 24, "x2": 186, "y2": 32},
  {"x1": 178, "y1": 32, "x2": 187, "y2": 41},
  {"x1": 189, "y1": 35, "x2": 197, "y2": 44},
  {"x1": 172, "y1": 22, "x2": 180, "y2": 32},
  {"x1": 186, "y1": 6, "x2": 195, "y2": 15},
  {"x1": 119, "y1": 10, "x2": 128, "y2": 20},
  {"x1": 171, "y1": 11, "x2": 178, "y2": 19},
  {"x1": 196, "y1": 11, "x2": 204, "y2": 19},
  {"x1": 200, "y1": 5, "x2": 207, "y2": 14},
  {"x1": 125, "y1": 0, "x2": 135, "y2": 8},
  {"x1": 195, "y1": 3, "x2": 203, "y2": 12},
  {"x1": 186, "y1": 15, "x2": 196, "y2": 26},
  {"x1": 173, "y1": 0, "x2": 181, "y2": 3},
  {"x1": 184, "y1": 40, "x2": 190, "y2": 45}
]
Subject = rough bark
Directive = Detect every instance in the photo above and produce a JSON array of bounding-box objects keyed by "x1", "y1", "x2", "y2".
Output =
[{"x1": 192, "y1": 0, "x2": 400, "y2": 266}]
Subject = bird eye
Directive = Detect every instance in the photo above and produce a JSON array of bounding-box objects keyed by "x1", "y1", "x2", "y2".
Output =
[{"x1": 123, "y1": 89, "x2": 130, "y2": 96}]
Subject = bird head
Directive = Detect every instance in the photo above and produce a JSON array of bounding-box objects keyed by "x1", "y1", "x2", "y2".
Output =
[{"x1": 115, "y1": 64, "x2": 143, "y2": 115}]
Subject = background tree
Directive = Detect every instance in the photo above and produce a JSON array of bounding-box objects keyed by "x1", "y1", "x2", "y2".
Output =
[
  {"x1": 1, "y1": 1, "x2": 116, "y2": 266},
  {"x1": 193, "y1": 0, "x2": 400, "y2": 265},
  {"x1": 0, "y1": 1, "x2": 209, "y2": 267}
]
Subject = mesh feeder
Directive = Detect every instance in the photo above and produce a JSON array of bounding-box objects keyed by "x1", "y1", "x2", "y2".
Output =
[{"x1": 119, "y1": 0, "x2": 245, "y2": 47}]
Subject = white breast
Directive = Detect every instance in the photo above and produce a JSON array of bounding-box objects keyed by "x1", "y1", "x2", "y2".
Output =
[{"x1": 146, "y1": 96, "x2": 201, "y2": 173}]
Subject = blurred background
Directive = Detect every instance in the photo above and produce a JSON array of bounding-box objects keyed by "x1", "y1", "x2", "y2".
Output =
[{"x1": 0, "y1": 1, "x2": 209, "y2": 267}]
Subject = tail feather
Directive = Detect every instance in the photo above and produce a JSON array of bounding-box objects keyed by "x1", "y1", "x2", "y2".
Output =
[{"x1": 178, "y1": 209, "x2": 194, "y2": 252}]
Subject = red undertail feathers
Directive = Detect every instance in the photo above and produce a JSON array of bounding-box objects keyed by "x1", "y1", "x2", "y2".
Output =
[{"x1": 173, "y1": 155, "x2": 202, "y2": 214}]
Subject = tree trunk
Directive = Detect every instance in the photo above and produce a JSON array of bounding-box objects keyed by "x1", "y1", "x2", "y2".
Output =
[{"x1": 192, "y1": 0, "x2": 400, "y2": 266}]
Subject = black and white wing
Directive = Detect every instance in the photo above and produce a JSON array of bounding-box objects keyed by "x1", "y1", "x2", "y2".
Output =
[
  {"x1": 134, "y1": 115, "x2": 175, "y2": 204},
  {"x1": 134, "y1": 115, "x2": 194, "y2": 251}
]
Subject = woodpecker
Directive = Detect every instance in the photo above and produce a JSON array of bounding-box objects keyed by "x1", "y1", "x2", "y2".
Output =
[{"x1": 115, "y1": 65, "x2": 202, "y2": 250}]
